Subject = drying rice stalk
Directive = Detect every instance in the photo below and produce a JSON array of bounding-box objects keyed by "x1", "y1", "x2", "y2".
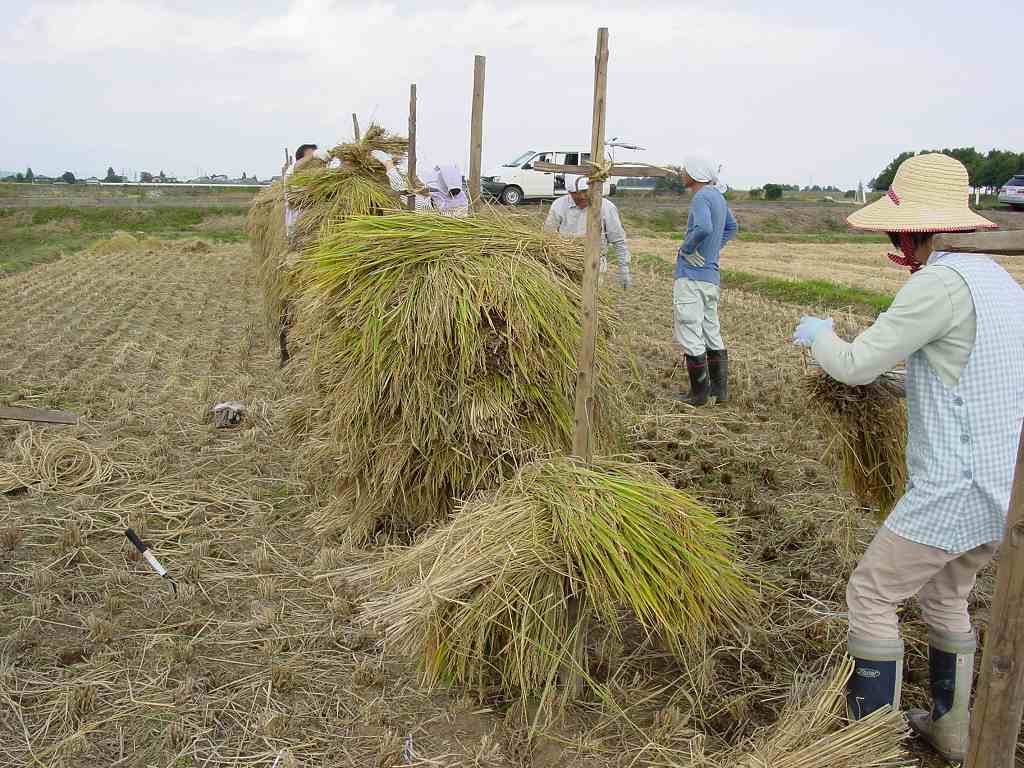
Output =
[
  {"x1": 804, "y1": 371, "x2": 907, "y2": 521},
  {"x1": 289, "y1": 212, "x2": 619, "y2": 540},
  {"x1": 246, "y1": 182, "x2": 290, "y2": 335},
  {"x1": 341, "y1": 456, "x2": 758, "y2": 718},
  {"x1": 733, "y1": 657, "x2": 913, "y2": 768}
]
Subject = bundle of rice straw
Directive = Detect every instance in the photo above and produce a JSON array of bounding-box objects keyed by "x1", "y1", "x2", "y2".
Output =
[
  {"x1": 730, "y1": 657, "x2": 912, "y2": 768},
  {"x1": 804, "y1": 370, "x2": 907, "y2": 521},
  {"x1": 246, "y1": 125, "x2": 405, "y2": 336},
  {"x1": 287, "y1": 211, "x2": 621, "y2": 540},
  {"x1": 339, "y1": 456, "x2": 758, "y2": 718}
]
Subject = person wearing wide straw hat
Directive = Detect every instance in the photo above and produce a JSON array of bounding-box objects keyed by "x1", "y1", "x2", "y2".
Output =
[
  {"x1": 793, "y1": 152, "x2": 1024, "y2": 763},
  {"x1": 673, "y1": 155, "x2": 738, "y2": 406}
]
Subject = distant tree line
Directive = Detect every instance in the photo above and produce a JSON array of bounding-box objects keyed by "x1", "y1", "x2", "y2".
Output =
[
  {"x1": 871, "y1": 148, "x2": 1024, "y2": 192},
  {"x1": 3, "y1": 166, "x2": 259, "y2": 184}
]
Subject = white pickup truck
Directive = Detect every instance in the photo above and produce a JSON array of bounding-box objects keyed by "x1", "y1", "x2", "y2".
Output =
[{"x1": 481, "y1": 149, "x2": 613, "y2": 205}]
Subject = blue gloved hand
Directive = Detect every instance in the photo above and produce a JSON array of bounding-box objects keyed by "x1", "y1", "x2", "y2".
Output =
[{"x1": 793, "y1": 316, "x2": 834, "y2": 347}]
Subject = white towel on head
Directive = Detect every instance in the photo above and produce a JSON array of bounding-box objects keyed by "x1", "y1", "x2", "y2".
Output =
[{"x1": 683, "y1": 155, "x2": 717, "y2": 184}]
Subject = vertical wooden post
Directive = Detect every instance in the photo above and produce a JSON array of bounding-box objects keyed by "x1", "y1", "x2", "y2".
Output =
[
  {"x1": 352, "y1": 113, "x2": 361, "y2": 142},
  {"x1": 408, "y1": 84, "x2": 417, "y2": 212},
  {"x1": 966, "y1": 431, "x2": 1024, "y2": 768},
  {"x1": 469, "y1": 55, "x2": 486, "y2": 211},
  {"x1": 570, "y1": 27, "x2": 609, "y2": 462},
  {"x1": 281, "y1": 147, "x2": 291, "y2": 229}
]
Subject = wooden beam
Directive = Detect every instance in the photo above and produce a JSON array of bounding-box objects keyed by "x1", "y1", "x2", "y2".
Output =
[
  {"x1": 0, "y1": 406, "x2": 78, "y2": 425},
  {"x1": 966, "y1": 430, "x2": 1024, "y2": 768},
  {"x1": 571, "y1": 27, "x2": 609, "y2": 463},
  {"x1": 469, "y1": 55, "x2": 486, "y2": 211},
  {"x1": 408, "y1": 84, "x2": 417, "y2": 212},
  {"x1": 933, "y1": 230, "x2": 1024, "y2": 256},
  {"x1": 352, "y1": 113, "x2": 361, "y2": 142},
  {"x1": 533, "y1": 161, "x2": 676, "y2": 178}
]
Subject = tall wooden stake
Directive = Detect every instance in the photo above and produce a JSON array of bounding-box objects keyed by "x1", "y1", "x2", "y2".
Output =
[
  {"x1": 966, "y1": 431, "x2": 1024, "y2": 768},
  {"x1": 408, "y1": 84, "x2": 417, "y2": 212},
  {"x1": 281, "y1": 147, "x2": 291, "y2": 229},
  {"x1": 570, "y1": 27, "x2": 609, "y2": 462},
  {"x1": 469, "y1": 55, "x2": 486, "y2": 211},
  {"x1": 352, "y1": 113, "x2": 361, "y2": 142}
]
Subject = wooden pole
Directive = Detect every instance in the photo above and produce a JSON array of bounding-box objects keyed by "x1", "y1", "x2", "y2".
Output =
[
  {"x1": 965, "y1": 431, "x2": 1024, "y2": 768},
  {"x1": 352, "y1": 113, "x2": 361, "y2": 142},
  {"x1": 570, "y1": 27, "x2": 609, "y2": 462},
  {"x1": 408, "y1": 84, "x2": 417, "y2": 212},
  {"x1": 281, "y1": 147, "x2": 291, "y2": 230},
  {"x1": 469, "y1": 55, "x2": 486, "y2": 211}
]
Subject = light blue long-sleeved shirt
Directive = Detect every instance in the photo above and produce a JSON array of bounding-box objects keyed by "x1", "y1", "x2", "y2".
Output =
[{"x1": 675, "y1": 186, "x2": 738, "y2": 285}]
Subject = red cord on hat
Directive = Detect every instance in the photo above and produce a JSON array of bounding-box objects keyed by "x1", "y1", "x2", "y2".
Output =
[{"x1": 887, "y1": 232, "x2": 922, "y2": 273}]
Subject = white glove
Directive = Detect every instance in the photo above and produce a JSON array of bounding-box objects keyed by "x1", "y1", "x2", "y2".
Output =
[
  {"x1": 370, "y1": 150, "x2": 391, "y2": 164},
  {"x1": 793, "y1": 316, "x2": 834, "y2": 348}
]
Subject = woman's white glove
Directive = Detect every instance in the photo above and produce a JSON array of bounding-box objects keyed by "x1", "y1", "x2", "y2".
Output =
[{"x1": 370, "y1": 150, "x2": 392, "y2": 164}]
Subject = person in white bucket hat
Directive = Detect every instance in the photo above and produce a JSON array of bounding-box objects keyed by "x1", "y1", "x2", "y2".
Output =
[
  {"x1": 543, "y1": 173, "x2": 632, "y2": 289},
  {"x1": 793, "y1": 152, "x2": 1024, "y2": 763}
]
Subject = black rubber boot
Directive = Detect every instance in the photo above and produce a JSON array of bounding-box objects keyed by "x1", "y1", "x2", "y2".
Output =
[
  {"x1": 907, "y1": 629, "x2": 975, "y2": 764},
  {"x1": 677, "y1": 354, "x2": 710, "y2": 406},
  {"x1": 847, "y1": 635, "x2": 904, "y2": 720},
  {"x1": 707, "y1": 349, "x2": 728, "y2": 403}
]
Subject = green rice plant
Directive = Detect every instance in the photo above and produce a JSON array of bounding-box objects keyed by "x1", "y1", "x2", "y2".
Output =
[
  {"x1": 286, "y1": 168, "x2": 399, "y2": 243},
  {"x1": 288, "y1": 212, "x2": 618, "y2": 540},
  {"x1": 805, "y1": 371, "x2": 907, "y2": 521},
  {"x1": 343, "y1": 456, "x2": 759, "y2": 717}
]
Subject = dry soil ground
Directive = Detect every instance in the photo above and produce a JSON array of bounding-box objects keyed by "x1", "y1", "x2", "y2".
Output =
[{"x1": 3, "y1": 232, "x2": 1017, "y2": 768}]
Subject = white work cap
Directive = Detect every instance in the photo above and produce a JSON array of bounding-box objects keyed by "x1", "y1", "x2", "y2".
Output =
[{"x1": 565, "y1": 174, "x2": 589, "y2": 193}]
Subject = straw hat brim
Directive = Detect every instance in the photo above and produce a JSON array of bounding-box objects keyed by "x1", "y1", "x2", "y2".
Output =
[{"x1": 847, "y1": 195, "x2": 997, "y2": 233}]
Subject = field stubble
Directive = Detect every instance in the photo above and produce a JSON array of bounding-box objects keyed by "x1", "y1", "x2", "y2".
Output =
[{"x1": 0, "y1": 237, "x2": 1003, "y2": 767}]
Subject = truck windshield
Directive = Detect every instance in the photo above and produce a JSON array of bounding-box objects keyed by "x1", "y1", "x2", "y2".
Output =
[{"x1": 503, "y1": 151, "x2": 536, "y2": 167}]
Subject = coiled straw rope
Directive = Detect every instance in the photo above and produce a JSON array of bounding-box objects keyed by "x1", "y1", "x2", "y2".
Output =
[{"x1": 0, "y1": 429, "x2": 116, "y2": 493}]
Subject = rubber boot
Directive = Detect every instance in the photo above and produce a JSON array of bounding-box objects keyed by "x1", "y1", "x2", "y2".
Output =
[
  {"x1": 907, "y1": 629, "x2": 976, "y2": 765},
  {"x1": 279, "y1": 302, "x2": 293, "y2": 369},
  {"x1": 847, "y1": 635, "x2": 904, "y2": 720},
  {"x1": 677, "y1": 354, "x2": 710, "y2": 406},
  {"x1": 707, "y1": 349, "x2": 728, "y2": 403}
]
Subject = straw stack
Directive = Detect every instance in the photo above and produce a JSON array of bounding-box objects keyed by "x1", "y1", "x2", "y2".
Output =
[
  {"x1": 339, "y1": 456, "x2": 759, "y2": 718},
  {"x1": 286, "y1": 211, "x2": 622, "y2": 541},
  {"x1": 804, "y1": 371, "x2": 907, "y2": 521},
  {"x1": 246, "y1": 126, "x2": 405, "y2": 337}
]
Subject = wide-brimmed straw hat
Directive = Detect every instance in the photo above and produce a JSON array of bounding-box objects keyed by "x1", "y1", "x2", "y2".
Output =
[{"x1": 847, "y1": 153, "x2": 997, "y2": 233}]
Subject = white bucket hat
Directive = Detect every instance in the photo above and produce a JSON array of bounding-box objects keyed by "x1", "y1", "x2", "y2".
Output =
[{"x1": 847, "y1": 153, "x2": 997, "y2": 233}]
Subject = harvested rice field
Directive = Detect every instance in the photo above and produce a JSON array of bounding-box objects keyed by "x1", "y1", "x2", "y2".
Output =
[
  {"x1": 0, "y1": 235, "x2": 1017, "y2": 767},
  {"x1": 631, "y1": 237, "x2": 1024, "y2": 296}
]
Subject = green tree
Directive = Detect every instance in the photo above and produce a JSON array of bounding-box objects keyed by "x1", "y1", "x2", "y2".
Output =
[
  {"x1": 25, "y1": 167, "x2": 34, "y2": 182},
  {"x1": 655, "y1": 166, "x2": 688, "y2": 195},
  {"x1": 140, "y1": 171, "x2": 153, "y2": 183},
  {"x1": 158, "y1": 170, "x2": 166, "y2": 181},
  {"x1": 15, "y1": 172, "x2": 24, "y2": 182},
  {"x1": 763, "y1": 183, "x2": 783, "y2": 200},
  {"x1": 870, "y1": 151, "x2": 914, "y2": 190},
  {"x1": 979, "y1": 150, "x2": 1020, "y2": 191},
  {"x1": 104, "y1": 166, "x2": 122, "y2": 183},
  {"x1": 748, "y1": 188, "x2": 763, "y2": 200},
  {"x1": 60, "y1": 171, "x2": 76, "y2": 184}
]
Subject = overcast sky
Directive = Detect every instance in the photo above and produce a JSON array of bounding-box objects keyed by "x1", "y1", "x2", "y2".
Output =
[{"x1": 3, "y1": 0, "x2": 1021, "y2": 188}]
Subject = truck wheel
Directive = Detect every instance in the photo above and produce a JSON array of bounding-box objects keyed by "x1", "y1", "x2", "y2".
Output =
[{"x1": 500, "y1": 186, "x2": 524, "y2": 205}]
